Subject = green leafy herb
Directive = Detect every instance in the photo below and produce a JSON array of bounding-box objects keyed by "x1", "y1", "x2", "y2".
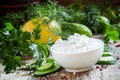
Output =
[
  {"x1": 103, "y1": 23, "x2": 119, "y2": 43},
  {"x1": 82, "y1": 4, "x2": 102, "y2": 33},
  {"x1": 0, "y1": 12, "x2": 25, "y2": 29},
  {"x1": 33, "y1": 42, "x2": 51, "y2": 67},
  {"x1": 32, "y1": 24, "x2": 41, "y2": 40},
  {"x1": 0, "y1": 22, "x2": 33, "y2": 73},
  {"x1": 25, "y1": 1, "x2": 72, "y2": 21},
  {"x1": 61, "y1": 30, "x2": 73, "y2": 40}
]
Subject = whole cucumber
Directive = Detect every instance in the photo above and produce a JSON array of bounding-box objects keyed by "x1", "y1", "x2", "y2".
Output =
[{"x1": 61, "y1": 22, "x2": 92, "y2": 37}]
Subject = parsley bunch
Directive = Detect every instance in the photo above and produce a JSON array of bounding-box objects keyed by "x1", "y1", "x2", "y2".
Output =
[{"x1": 0, "y1": 22, "x2": 33, "y2": 73}]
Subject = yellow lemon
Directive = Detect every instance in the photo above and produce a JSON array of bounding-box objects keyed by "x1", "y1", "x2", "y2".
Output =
[{"x1": 22, "y1": 17, "x2": 62, "y2": 44}]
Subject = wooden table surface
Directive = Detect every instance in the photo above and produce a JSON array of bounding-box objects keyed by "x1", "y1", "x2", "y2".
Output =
[{"x1": 0, "y1": 43, "x2": 120, "y2": 80}]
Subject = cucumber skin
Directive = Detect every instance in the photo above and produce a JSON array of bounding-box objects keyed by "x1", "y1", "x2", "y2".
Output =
[
  {"x1": 97, "y1": 56, "x2": 116, "y2": 65},
  {"x1": 36, "y1": 63, "x2": 53, "y2": 71},
  {"x1": 61, "y1": 22, "x2": 92, "y2": 37},
  {"x1": 34, "y1": 64, "x2": 61, "y2": 76},
  {"x1": 97, "y1": 59, "x2": 115, "y2": 65},
  {"x1": 102, "y1": 52, "x2": 113, "y2": 57}
]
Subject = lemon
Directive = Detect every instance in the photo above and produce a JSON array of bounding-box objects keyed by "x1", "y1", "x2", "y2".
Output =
[{"x1": 22, "y1": 17, "x2": 62, "y2": 44}]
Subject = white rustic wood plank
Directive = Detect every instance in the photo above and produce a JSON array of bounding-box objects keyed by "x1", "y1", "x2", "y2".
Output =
[{"x1": 88, "y1": 69, "x2": 102, "y2": 80}]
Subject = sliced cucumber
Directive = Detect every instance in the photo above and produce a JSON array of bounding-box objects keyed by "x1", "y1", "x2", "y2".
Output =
[
  {"x1": 34, "y1": 64, "x2": 61, "y2": 76},
  {"x1": 27, "y1": 63, "x2": 36, "y2": 70},
  {"x1": 102, "y1": 52, "x2": 113, "y2": 57},
  {"x1": 37, "y1": 62, "x2": 53, "y2": 71},
  {"x1": 97, "y1": 56, "x2": 115, "y2": 65}
]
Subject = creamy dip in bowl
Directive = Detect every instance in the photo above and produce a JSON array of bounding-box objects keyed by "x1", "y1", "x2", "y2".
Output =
[{"x1": 51, "y1": 33, "x2": 104, "y2": 72}]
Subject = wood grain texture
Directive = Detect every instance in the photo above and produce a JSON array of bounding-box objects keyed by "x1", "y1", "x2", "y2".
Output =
[{"x1": 0, "y1": 43, "x2": 120, "y2": 80}]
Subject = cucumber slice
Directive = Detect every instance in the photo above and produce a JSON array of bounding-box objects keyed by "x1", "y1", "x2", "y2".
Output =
[
  {"x1": 37, "y1": 63, "x2": 53, "y2": 71},
  {"x1": 102, "y1": 52, "x2": 113, "y2": 57},
  {"x1": 34, "y1": 64, "x2": 61, "y2": 76},
  {"x1": 27, "y1": 63, "x2": 36, "y2": 70},
  {"x1": 97, "y1": 56, "x2": 115, "y2": 65}
]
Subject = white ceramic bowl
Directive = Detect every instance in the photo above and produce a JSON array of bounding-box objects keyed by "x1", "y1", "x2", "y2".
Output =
[{"x1": 51, "y1": 39, "x2": 104, "y2": 72}]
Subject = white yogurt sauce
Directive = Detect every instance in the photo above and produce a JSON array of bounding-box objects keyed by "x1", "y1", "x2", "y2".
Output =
[{"x1": 51, "y1": 33, "x2": 104, "y2": 54}]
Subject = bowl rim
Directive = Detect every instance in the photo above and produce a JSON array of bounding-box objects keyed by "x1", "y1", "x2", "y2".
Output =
[{"x1": 51, "y1": 39, "x2": 104, "y2": 54}]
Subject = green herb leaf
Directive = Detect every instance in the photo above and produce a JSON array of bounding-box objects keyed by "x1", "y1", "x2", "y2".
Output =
[{"x1": 0, "y1": 22, "x2": 33, "y2": 73}]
